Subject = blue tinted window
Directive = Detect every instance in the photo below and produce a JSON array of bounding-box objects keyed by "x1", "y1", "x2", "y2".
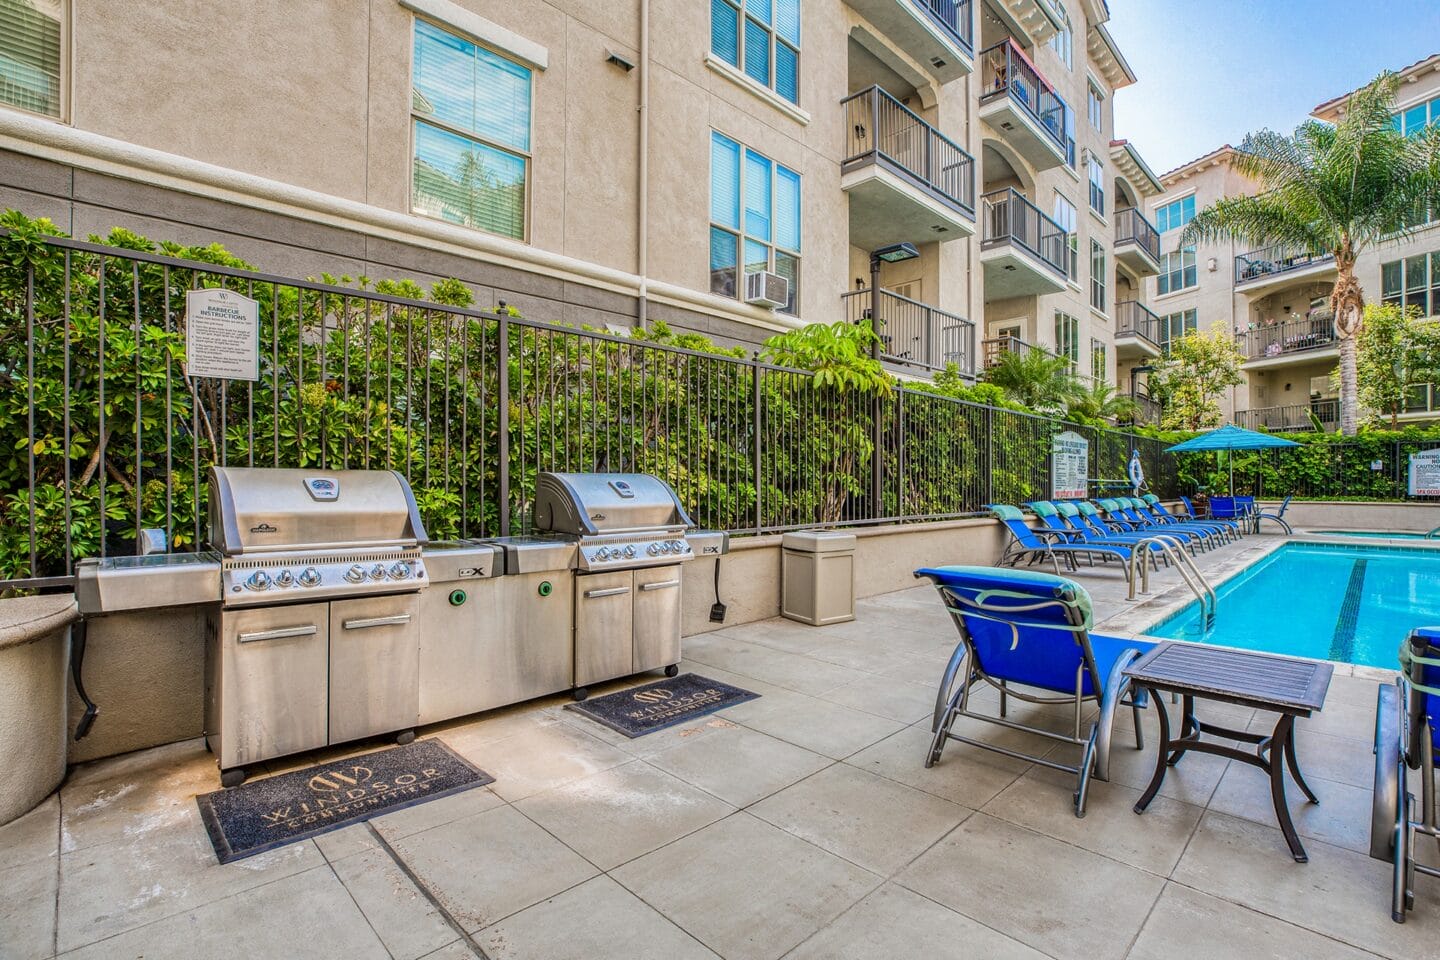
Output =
[
  {"x1": 775, "y1": 166, "x2": 801, "y2": 251},
  {"x1": 712, "y1": 0, "x2": 799, "y2": 105},
  {"x1": 711, "y1": 133, "x2": 741, "y2": 229},
  {"x1": 413, "y1": 20, "x2": 531, "y2": 152},
  {"x1": 413, "y1": 121, "x2": 527, "y2": 239},
  {"x1": 711, "y1": 0, "x2": 740, "y2": 66},
  {"x1": 708, "y1": 133, "x2": 802, "y2": 313},
  {"x1": 774, "y1": 0, "x2": 800, "y2": 45},
  {"x1": 775, "y1": 43, "x2": 798, "y2": 104},
  {"x1": 744, "y1": 150, "x2": 772, "y2": 241},
  {"x1": 743, "y1": 19, "x2": 770, "y2": 86},
  {"x1": 748, "y1": 0, "x2": 772, "y2": 26}
]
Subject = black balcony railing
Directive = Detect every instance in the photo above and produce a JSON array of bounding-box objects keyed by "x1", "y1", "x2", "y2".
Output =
[
  {"x1": 914, "y1": 0, "x2": 973, "y2": 53},
  {"x1": 980, "y1": 333, "x2": 1059, "y2": 370},
  {"x1": 843, "y1": 288, "x2": 975, "y2": 375},
  {"x1": 1235, "y1": 314, "x2": 1336, "y2": 361},
  {"x1": 842, "y1": 85, "x2": 976, "y2": 216},
  {"x1": 981, "y1": 188, "x2": 1067, "y2": 276},
  {"x1": 1234, "y1": 244, "x2": 1335, "y2": 284},
  {"x1": 1113, "y1": 207, "x2": 1160, "y2": 263},
  {"x1": 1114, "y1": 300, "x2": 1162, "y2": 348},
  {"x1": 1127, "y1": 391, "x2": 1163, "y2": 426},
  {"x1": 978, "y1": 39, "x2": 1067, "y2": 153},
  {"x1": 1236, "y1": 401, "x2": 1340, "y2": 432}
]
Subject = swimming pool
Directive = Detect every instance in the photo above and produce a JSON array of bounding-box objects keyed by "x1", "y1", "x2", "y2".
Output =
[
  {"x1": 1310, "y1": 530, "x2": 1437, "y2": 541},
  {"x1": 1148, "y1": 542, "x2": 1440, "y2": 668}
]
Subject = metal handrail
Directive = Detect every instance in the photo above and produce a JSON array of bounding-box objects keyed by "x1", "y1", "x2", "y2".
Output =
[
  {"x1": 1127, "y1": 534, "x2": 1218, "y2": 630},
  {"x1": 1234, "y1": 315, "x2": 1337, "y2": 361},
  {"x1": 977, "y1": 39, "x2": 1067, "y2": 151},
  {"x1": 914, "y1": 0, "x2": 974, "y2": 52},
  {"x1": 1114, "y1": 300, "x2": 1161, "y2": 347},
  {"x1": 1113, "y1": 208, "x2": 1160, "y2": 262},
  {"x1": 842, "y1": 288, "x2": 975, "y2": 374},
  {"x1": 981, "y1": 188, "x2": 1068, "y2": 275},
  {"x1": 842, "y1": 85, "x2": 976, "y2": 214},
  {"x1": 1234, "y1": 244, "x2": 1335, "y2": 284}
]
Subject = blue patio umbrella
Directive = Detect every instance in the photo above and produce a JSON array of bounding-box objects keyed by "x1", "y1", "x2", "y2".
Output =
[{"x1": 1164, "y1": 424, "x2": 1302, "y2": 494}]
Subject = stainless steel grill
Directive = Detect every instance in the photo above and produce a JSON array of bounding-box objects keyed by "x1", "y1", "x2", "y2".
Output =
[
  {"x1": 531, "y1": 472, "x2": 704, "y2": 698},
  {"x1": 201, "y1": 467, "x2": 430, "y2": 786}
]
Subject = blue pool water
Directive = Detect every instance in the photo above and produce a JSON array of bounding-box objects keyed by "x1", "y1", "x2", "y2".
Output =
[
  {"x1": 1311, "y1": 530, "x2": 1434, "y2": 541},
  {"x1": 1150, "y1": 543, "x2": 1440, "y2": 668}
]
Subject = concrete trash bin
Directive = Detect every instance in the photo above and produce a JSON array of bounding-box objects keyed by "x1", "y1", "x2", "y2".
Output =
[
  {"x1": 781, "y1": 531, "x2": 856, "y2": 626},
  {"x1": 0, "y1": 594, "x2": 78, "y2": 827}
]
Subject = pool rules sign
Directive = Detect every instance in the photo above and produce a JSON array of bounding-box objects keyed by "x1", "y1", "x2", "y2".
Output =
[
  {"x1": 1051, "y1": 430, "x2": 1089, "y2": 500},
  {"x1": 1409, "y1": 448, "x2": 1440, "y2": 497},
  {"x1": 185, "y1": 289, "x2": 259, "y2": 381}
]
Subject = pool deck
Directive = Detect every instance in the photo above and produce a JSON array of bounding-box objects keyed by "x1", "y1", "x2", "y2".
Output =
[{"x1": 2, "y1": 533, "x2": 1436, "y2": 960}]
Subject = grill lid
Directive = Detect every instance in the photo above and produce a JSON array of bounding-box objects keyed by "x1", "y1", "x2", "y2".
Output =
[
  {"x1": 208, "y1": 467, "x2": 428, "y2": 555},
  {"x1": 532, "y1": 472, "x2": 694, "y2": 536}
]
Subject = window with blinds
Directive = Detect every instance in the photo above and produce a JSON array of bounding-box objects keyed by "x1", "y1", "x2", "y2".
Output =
[
  {"x1": 1054, "y1": 311, "x2": 1080, "y2": 369},
  {"x1": 710, "y1": 131, "x2": 801, "y2": 314},
  {"x1": 0, "y1": 0, "x2": 65, "y2": 119},
  {"x1": 711, "y1": 0, "x2": 800, "y2": 106},
  {"x1": 410, "y1": 18, "x2": 532, "y2": 241}
]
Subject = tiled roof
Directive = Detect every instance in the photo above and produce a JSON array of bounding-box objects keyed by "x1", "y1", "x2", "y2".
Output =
[{"x1": 1311, "y1": 53, "x2": 1440, "y2": 118}]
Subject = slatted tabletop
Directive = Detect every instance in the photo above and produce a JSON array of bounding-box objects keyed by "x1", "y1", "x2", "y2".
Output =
[{"x1": 1124, "y1": 641, "x2": 1332, "y2": 715}]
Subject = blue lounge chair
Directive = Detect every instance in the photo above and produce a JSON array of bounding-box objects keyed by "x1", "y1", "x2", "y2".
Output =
[
  {"x1": 1071, "y1": 501, "x2": 1194, "y2": 555},
  {"x1": 914, "y1": 565, "x2": 1155, "y2": 816},
  {"x1": 1138, "y1": 494, "x2": 1235, "y2": 543},
  {"x1": 1372, "y1": 627, "x2": 1440, "y2": 922},
  {"x1": 990, "y1": 505, "x2": 1137, "y2": 583},
  {"x1": 1111, "y1": 497, "x2": 1213, "y2": 551},
  {"x1": 1179, "y1": 495, "x2": 1243, "y2": 536},
  {"x1": 1258, "y1": 495, "x2": 1294, "y2": 534},
  {"x1": 1028, "y1": 501, "x2": 1176, "y2": 564},
  {"x1": 1209, "y1": 496, "x2": 1257, "y2": 533},
  {"x1": 1096, "y1": 499, "x2": 1204, "y2": 553}
]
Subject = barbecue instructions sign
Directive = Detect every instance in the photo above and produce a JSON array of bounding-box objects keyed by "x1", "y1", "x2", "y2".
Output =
[
  {"x1": 1051, "y1": 430, "x2": 1089, "y2": 500},
  {"x1": 185, "y1": 288, "x2": 260, "y2": 380}
]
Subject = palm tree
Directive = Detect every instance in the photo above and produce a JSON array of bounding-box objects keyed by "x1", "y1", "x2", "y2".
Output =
[
  {"x1": 1066, "y1": 381, "x2": 1140, "y2": 423},
  {"x1": 984, "y1": 346, "x2": 1078, "y2": 413},
  {"x1": 1181, "y1": 73, "x2": 1440, "y2": 435}
]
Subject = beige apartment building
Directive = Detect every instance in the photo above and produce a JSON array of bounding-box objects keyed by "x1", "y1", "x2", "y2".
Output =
[
  {"x1": 0, "y1": 0, "x2": 1158, "y2": 389},
  {"x1": 1143, "y1": 54, "x2": 1440, "y2": 432}
]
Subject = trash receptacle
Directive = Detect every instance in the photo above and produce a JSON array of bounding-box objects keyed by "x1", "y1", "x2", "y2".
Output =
[
  {"x1": 0, "y1": 594, "x2": 78, "y2": 827},
  {"x1": 781, "y1": 531, "x2": 856, "y2": 626}
]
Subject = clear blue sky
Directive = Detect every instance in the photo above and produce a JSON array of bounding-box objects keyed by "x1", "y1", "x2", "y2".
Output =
[{"x1": 1108, "y1": 0, "x2": 1440, "y2": 175}]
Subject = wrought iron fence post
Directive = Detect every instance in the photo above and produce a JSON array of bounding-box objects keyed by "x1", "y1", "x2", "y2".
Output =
[
  {"x1": 752, "y1": 356, "x2": 762, "y2": 534},
  {"x1": 984, "y1": 405, "x2": 995, "y2": 506},
  {"x1": 895, "y1": 389, "x2": 906, "y2": 519},
  {"x1": 498, "y1": 308, "x2": 511, "y2": 536}
]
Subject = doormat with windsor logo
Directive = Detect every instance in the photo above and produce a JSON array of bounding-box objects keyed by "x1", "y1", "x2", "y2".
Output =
[
  {"x1": 196, "y1": 739, "x2": 493, "y2": 863},
  {"x1": 566, "y1": 674, "x2": 760, "y2": 738}
]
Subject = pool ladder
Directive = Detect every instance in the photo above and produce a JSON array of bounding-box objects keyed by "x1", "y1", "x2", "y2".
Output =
[
  {"x1": 1126, "y1": 534, "x2": 1218, "y2": 630},
  {"x1": 1427, "y1": 525, "x2": 1440, "y2": 539}
]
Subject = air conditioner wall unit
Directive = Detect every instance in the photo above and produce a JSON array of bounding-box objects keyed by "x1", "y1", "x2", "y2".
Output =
[{"x1": 744, "y1": 271, "x2": 789, "y2": 309}]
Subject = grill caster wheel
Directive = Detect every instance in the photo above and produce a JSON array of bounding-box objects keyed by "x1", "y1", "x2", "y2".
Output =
[
  {"x1": 220, "y1": 768, "x2": 247, "y2": 789},
  {"x1": 572, "y1": 687, "x2": 589, "y2": 702},
  {"x1": 665, "y1": 664, "x2": 680, "y2": 678},
  {"x1": 395, "y1": 729, "x2": 416, "y2": 746}
]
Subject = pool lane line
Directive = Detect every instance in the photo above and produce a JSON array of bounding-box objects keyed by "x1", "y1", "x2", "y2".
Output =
[{"x1": 1328, "y1": 558, "x2": 1368, "y2": 663}]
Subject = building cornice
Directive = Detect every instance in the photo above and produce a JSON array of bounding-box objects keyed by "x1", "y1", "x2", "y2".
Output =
[
  {"x1": 1086, "y1": 23, "x2": 1135, "y2": 90},
  {"x1": 1108, "y1": 140, "x2": 1162, "y2": 197},
  {"x1": 0, "y1": 110, "x2": 802, "y2": 335},
  {"x1": 1159, "y1": 144, "x2": 1238, "y2": 186},
  {"x1": 1312, "y1": 53, "x2": 1440, "y2": 121}
]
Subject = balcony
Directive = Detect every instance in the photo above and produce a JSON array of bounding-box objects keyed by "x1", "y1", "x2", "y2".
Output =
[
  {"x1": 981, "y1": 333, "x2": 1058, "y2": 370},
  {"x1": 1113, "y1": 300, "x2": 1162, "y2": 360},
  {"x1": 1233, "y1": 244, "x2": 1337, "y2": 296},
  {"x1": 1235, "y1": 400, "x2": 1339, "y2": 433},
  {"x1": 843, "y1": 288, "x2": 975, "y2": 375},
  {"x1": 1125, "y1": 390, "x2": 1163, "y2": 427},
  {"x1": 1113, "y1": 208, "x2": 1160, "y2": 278},
  {"x1": 842, "y1": 85, "x2": 977, "y2": 250},
  {"x1": 843, "y1": 0, "x2": 974, "y2": 83},
  {"x1": 979, "y1": 188, "x2": 1068, "y2": 299},
  {"x1": 977, "y1": 39, "x2": 1068, "y2": 171},
  {"x1": 1236, "y1": 314, "x2": 1338, "y2": 367}
]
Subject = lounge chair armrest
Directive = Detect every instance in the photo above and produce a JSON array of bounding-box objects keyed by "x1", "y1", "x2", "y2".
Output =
[{"x1": 1370, "y1": 682, "x2": 1402, "y2": 862}]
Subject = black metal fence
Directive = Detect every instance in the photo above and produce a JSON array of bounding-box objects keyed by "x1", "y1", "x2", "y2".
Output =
[
  {"x1": 0, "y1": 233, "x2": 1176, "y2": 586},
  {"x1": 1215, "y1": 440, "x2": 1440, "y2": 501}
]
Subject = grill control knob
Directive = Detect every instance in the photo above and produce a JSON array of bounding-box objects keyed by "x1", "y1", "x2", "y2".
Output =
[
  {"x1": 624, "y1": 545, "x2": 636, "y2": 558},
  {"x1": 647, "y1": 543, "x2": 660, "y2": 556},
  {"x1": 344, "y1": 565, "x2": 366, "y2": 584},
  {"x1": 245, "y1": 571, "x2": 272, "y2": 591},
  {"x1": 275, "y1": 569, "x2": 294, "y2": 587},
  {"x1": 594, "y1": 548, "x2": 609, "y2": 561},
  {"x1": 299, "y1": 567, "x2": 321, "y2": 587},
  {"x1": 370, "y1": 563, "x2": 387, "y2": 580},
  {"x1": 670, "y1": 540, "x2": 687, "y2": 553},
  {"x1": 389, "y1": 562, "x2": 410, "y2": 580}
]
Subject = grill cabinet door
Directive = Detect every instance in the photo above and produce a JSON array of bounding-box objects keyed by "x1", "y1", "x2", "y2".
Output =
[
  {"x1": 216, "y1": 602, "x2": 330, "y2": 769},
  {"x1": 575, "y1": 571, "x2": 633, "y2": 687},
  {"x1": 328, "y1": 594, "x2": 420, "y2": 744},
  {"x1": 632, "y1": 564, "x2": 682, "y2": 672}
]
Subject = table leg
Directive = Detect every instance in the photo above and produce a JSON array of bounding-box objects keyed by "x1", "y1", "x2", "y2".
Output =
[
  {"x1": 1134, "y1": 685, "x2": 1170, "y2": 814},
  {"x1": 1268, "y1": 713, "x2": 1308, "y2": 862},
  {"x1": 1168, "y1": 694, "x2": 1196, "y2": 766},
  {"x1": 1284, "y1": 722, "x2": 1320, "y2": 805}
]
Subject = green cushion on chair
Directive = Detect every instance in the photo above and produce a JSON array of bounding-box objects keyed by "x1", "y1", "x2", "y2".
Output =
[
  {"x1": 989, "y1": 504, "x2": 1024, "y2": 520},
  {"x1": 1054, "y1": 501, "x2": 1080, "y2": 517},
  {"x1": 1076, "y1": 501, "x2": 1101, "y2": 515},
  {"x1": 1141, "y1": 494, "x2": 1160, "y2": 505},
  {"x1": 1027, "y1": 501, "x2": 1059, "y2": 517}
]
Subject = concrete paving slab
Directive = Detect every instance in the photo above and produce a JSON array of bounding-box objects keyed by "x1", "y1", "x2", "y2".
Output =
[
  {"x1": 844, "y1": 724, "x2": 1028, "y2": 809},
  {"x1": 1205, "y1": 764, "x2": 1379, "y2": 856},
  {"x1": 724, "y1": 689, "x2": 905, "y2": 760},
  {"x1": 611, "y1": 813, "x2": 879, "y2": 960},
  {"x1": 643, "y1": 724, "x2": 832, "y2": 807},
  {"x1": 0, "y1": 794, "x2": 57, "y2": 872},
  {"x1": 476, "y1": 875, "x2": 719, "y2": 960},
  {"x1": 749, "y1": 764, "x2": 971, "y2": 875},
  {"x1": 450, "y1": 721, "x2": 633, "y2": 803},
  {"x1": 0, "y1": 854, "x2": 57, "y2": 960},
  {"x1": 897, "y1": 813, "x2": 1166, "y2": 960},
  {"x1": 816, "y1": 672, "x2": 937, "y2": 724},
  {"x1": 330, "y1": 847, "x2": 458, "y2": 960}
]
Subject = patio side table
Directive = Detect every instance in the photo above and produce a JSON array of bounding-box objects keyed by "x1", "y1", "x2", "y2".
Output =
[{"x1": 1124, "y1": 641, "x2": 1333, "y2": 862}]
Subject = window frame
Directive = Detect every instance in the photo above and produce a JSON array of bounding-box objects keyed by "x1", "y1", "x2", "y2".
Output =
[
  {"x1": 711, "y1": 0, "x2": 801, "y2": 106},
  {"x1": 1055, "y1": 310, "x2": 1080, "y2": 370},
  {"x1": 1086, "y1": 80, "x2": 1104, "y2": 131},
  {"x1": 1154, "y1": 193, "x2": 1196, "y2": 233},
  {"x1": 1157, "y1": 246, "x2": 1197, "y2": 296},
  {"x1": 1087, "y1": 154, "x2": 1105, "y2": 216},
  {"x1": 709, "y1": 130, "x2": 803, "y2": 315},
  {"x1": 0, "y1": 0, "x2": 69, "y2": 121},
  {"x1": 1052, "y1": 191, "x2": 1079, "y2": 280},
  {"x1": 408, "y1": 16, "x2": 535, "y2": 243},
  {"x1": 1090, "y1": 337, "x2": 1106, "y2": 381},
  {"x1": 1089, "y1": 238, "x2": 1106, "y2": 313},
  {"x1": 1382, "y1": 252, "x2": 1440, "y2": 318},
  {"x1": 1049, "y1": 2, "x2": 1073, "y2": 70},
  {"x1": 1158, "y1": 308, "x2": 1197, "y2": 352}
]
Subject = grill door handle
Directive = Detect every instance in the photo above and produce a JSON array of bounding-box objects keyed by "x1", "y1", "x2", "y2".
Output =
[
  {"x1": 583, "y1": 586, "x2": 631, "y2": 599},
  {"x1": 640, "y1": 579, "x2": 680, "y2": 591},
  {"x1": 238, "y1": 625, "x2": 318, "y2": 644},
  {"x1": 342, "y1": 614, "x2": 413, "y2": 631}
]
